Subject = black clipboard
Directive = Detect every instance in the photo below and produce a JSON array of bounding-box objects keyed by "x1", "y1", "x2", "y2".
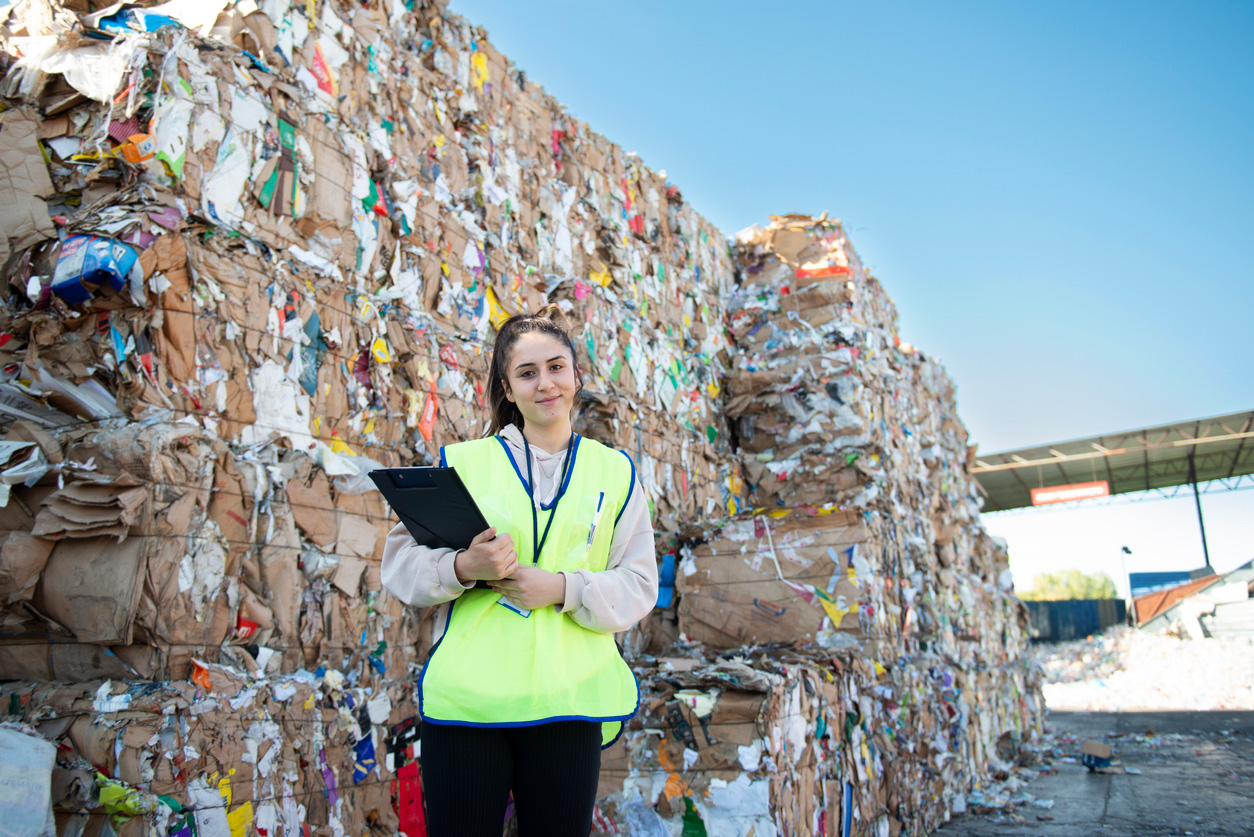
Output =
[{"x1": 369, "y1": 466, "x2": 491, "y2": 551}]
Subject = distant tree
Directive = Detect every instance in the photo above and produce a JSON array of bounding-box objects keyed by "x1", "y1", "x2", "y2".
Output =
[{"x1": 1019, "y1": 569, "x2": 1118, "y2": 601}]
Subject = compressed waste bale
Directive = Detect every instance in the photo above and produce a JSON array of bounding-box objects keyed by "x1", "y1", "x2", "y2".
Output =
[
  {"x1": 0, "y1": 0, "x2": 1041, "y2": 833},
  {"x1": 594, "y1": 649, "x2": 1044, "y2": 836},
  {"x1": 0, "y1": 0, "x2": 741, "y2": 530},
  {"x1": 0, "y1": 661, "x2": 420, "y2": 837},
  {"x1": 593, "y1": 214, "x2": 1042, "y2": 833},
  {"x1": 0, "y1": 0, "x2": 744, "y2": 686}
]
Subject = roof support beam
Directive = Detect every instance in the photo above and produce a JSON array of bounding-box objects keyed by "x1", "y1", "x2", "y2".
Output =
[
  {"x1": 1225, "y1": 415, "x2": 1252, "y2": 479},
  {"x1": 1188, "y1": 451, "x2": 1212, "y2": 570},
  {"x1": 970, "y1": 410, "x2": 1254, "y2": 512},
  {"x1": 971, "y1": 429, "x2": 1254, "y2": 473}
]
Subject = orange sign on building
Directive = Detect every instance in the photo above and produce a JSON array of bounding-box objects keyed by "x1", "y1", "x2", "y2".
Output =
[{"x1": 1030, "y1": 480, "x2": 1110, "y2": 506}]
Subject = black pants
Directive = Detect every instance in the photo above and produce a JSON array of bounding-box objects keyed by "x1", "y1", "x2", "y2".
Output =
[{"x1": 419, "y1": 720, "x2": 602, "y2": 837}]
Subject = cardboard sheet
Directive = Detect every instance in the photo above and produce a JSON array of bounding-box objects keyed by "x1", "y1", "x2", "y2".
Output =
[
  {"x1": 0, "y1": 108, "x2": 56, "y2": 263},
  {"x1": 36, "y1": 535, "x2": 147, "y2": 644}
]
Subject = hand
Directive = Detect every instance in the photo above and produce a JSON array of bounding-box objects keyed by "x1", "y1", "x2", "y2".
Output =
[
  {"x1": 453, "y1": 528, "x2": 518, "y2": 584},
  {"x1": 491, "y1": 565, "x2": 566, "y2": 611}
]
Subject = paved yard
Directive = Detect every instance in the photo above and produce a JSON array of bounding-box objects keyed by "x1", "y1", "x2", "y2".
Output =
[{"x1": 935, "y1": 710, "x2": 1254, "y2": 836}]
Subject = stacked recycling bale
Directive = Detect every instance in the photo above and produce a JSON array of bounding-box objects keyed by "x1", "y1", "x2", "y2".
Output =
[
  {"x1": 594, "y1": 215, "x2": 1041, "y2": 835},
  {"x1": 0, "y1": 661, "x2": 424, "y2": 837},
  {"x1": 604, "y1": 636, "x2": 1041, "y2": 835},
  {"x1": 667, "y1": 218, "x2": 1028, "y2": 667},
  {"x1": 0, "y1": 0, "x2": 1040, "y2": 833},
  {"x1": 0, "y1": 0, "x2": 740, "y2": 674},
  {"x1": 0, "y1": 417, "x2": 417, "y2": 681},
  {"x1": 0, "y1": 0, "x2": 742, "y2": 833},
  {"x1": 596, "y1": 648, "x2": 1042, "y2": 836},
  {"x1": 0, "y1": 0, "x2": 740, "y2": 520},
  {"x1": 713, "y1": 213, "x2": 1022, "y2": 663}
]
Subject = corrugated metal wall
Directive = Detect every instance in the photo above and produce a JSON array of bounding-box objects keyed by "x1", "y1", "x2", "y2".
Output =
[{"x1": 1025, "y1": 599, "x2": 1128, "y2": 641}]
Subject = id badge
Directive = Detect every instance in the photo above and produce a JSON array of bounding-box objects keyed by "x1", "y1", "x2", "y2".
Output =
[{"x1": 497, "y1": 599, "x2": 532, "y2": 618}]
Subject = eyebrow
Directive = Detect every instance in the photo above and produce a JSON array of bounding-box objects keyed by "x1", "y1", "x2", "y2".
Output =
[{"x1": 513, "y1": 355, "x2": 567, "y2": 372}]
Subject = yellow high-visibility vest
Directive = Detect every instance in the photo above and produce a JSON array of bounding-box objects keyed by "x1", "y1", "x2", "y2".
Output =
[{"x1": 419, "y1": 434, "x2": 640, "y2": 746}]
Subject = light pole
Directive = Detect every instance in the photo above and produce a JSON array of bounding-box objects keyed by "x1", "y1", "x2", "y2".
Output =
[{"x1": 1121, "y1": 546, "x2": 1133, "y2": 625}]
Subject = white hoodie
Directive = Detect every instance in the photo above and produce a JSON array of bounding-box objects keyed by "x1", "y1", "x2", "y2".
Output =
[{"x1": 380, "y1": 424, "x2": 659, "y2": 638}]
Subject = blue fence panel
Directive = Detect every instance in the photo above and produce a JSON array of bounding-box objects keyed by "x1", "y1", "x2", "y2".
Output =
[{"x1": 1025, "y1": 599, "x2": 1127, "y2": 641}]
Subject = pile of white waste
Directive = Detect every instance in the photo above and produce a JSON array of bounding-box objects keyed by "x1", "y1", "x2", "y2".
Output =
[{"x1": 1036, "y1": 626, "x2": 1254, "y2": 711}]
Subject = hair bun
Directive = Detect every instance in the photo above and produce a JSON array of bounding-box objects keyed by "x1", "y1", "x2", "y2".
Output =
[{"x1": 533, "y1": 303, "x2": 573, "y2": 333}]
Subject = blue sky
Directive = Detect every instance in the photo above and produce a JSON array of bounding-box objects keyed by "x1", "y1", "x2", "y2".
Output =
[{"x1": 452, "y1": 0, "x2": 1253, "y2": 589}]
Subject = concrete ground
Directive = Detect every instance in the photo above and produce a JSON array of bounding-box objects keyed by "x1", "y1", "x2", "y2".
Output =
[{"x1": 935, "y1": 710, "x2": 1254, "y2": 837}]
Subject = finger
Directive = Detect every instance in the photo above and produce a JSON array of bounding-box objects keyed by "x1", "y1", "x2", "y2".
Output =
[{"x1": 471, "y1": 527, "x2": 497, "y2": 545}]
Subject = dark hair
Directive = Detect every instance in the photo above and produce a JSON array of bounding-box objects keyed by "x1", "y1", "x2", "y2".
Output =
[{"x1": 486, "y1": 305, "x2": 584, "y2": 437}]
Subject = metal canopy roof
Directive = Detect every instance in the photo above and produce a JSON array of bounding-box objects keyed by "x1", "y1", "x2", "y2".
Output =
[{"x1": 972, "y1": 410, "x2": 1254, "y2": 512}]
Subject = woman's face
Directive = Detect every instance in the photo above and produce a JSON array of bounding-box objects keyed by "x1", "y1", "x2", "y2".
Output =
[{"x1": 502, "y1": 332, "x2": 579, "y2": 431}]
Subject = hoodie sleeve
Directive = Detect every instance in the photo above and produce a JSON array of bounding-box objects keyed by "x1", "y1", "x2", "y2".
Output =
[
  {"x1": 380, "y1": 521, "x2": 473, "y2": 607},
  {"x1": 557, "y1": 477, "x2": 658, "y2": 634}
]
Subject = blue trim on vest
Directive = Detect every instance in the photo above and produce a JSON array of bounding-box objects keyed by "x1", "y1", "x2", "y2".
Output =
[
  {"x1": 420, "y1": 679, "x2": 638, "y2": 750},
  {"x1": 495, "y1": 433, "x2": 581, "y2": 510},
  {"x1": 420, "y1": 710, "x2": 636, "y2": 729},
  {"x1": 495, "y1": 435, "x2": 526, "y2": 486},
  {"x1": 615, "y1": 450, "x2": 636, "y2": 527},
  {"x1": 417, "y1": 597, "x2": 642, "y2": 748},
  {"x1": 418, "y1": 650, "x2": 639, "y2": 749},
  {"x1": 601, "y1": 668, "x2": 643, "y2": 749},
  {"x1": 439, "y1": 446, "x2": 447, "y2": 468}
]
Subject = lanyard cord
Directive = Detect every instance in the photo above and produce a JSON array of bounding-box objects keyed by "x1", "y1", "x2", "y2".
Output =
[{"x1": 522, "y1": 431, "x2": 576, "y2": 566}]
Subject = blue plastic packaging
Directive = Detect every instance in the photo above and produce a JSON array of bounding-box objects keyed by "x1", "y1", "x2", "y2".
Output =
[
  {"x1": 51, "y1": 235, "x2": 141, "y2": 305},
  {"x1": 656, "y1": 552, "x2": 677, "y2": 608}
]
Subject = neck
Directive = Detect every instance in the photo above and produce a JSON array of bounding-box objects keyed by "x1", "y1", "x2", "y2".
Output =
[{"x1": 520, "y1": 421, "x2": 572, "y2": 454}]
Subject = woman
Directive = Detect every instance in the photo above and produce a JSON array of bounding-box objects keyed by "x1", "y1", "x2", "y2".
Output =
[{"x1": 381, "y1": 307, "x2": 658, "y2": 837}]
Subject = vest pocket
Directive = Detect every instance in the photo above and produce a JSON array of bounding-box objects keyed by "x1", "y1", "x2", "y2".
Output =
[{"x1": 553, "y1": 492, "x2": 607, "y2": 572}]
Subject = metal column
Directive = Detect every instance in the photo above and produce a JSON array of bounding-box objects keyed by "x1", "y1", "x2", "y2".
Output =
[{"x1": 1188, "y1": 451, "x2": 1212, "y2": 569}]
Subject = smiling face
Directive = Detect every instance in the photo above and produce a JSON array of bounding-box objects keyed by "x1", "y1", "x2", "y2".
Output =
[{"x1": 501, "y1": 331, "x2": 580, "y2": 432}]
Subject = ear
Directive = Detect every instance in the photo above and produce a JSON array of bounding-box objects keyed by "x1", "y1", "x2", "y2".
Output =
[{"x1": 501, "y1": 377, "x2": 515, "y2": 403}]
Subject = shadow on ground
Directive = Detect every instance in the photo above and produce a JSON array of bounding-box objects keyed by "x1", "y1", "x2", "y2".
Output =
[{"x1": 934, "y1": 711, "x2": 1254, "y2": 836}]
